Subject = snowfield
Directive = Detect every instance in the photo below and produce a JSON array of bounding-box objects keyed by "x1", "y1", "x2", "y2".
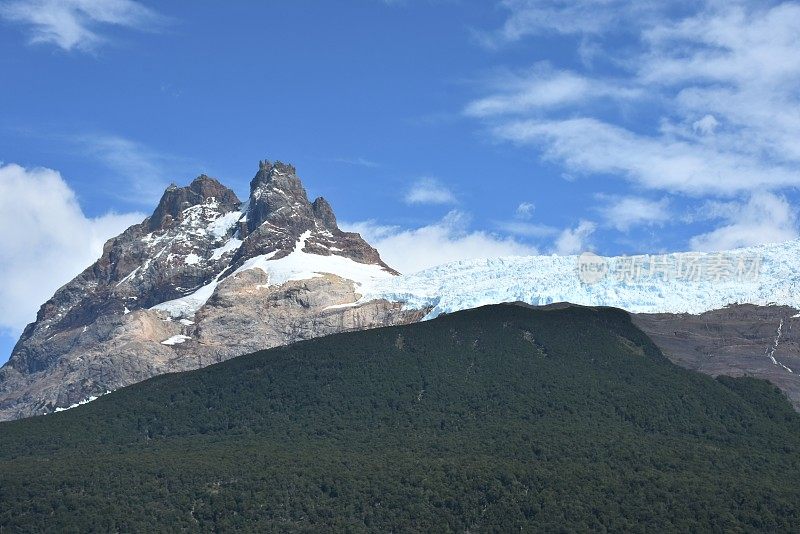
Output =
[{"x1": 232, "y1": 231, "x2": 394, "y2": 290}]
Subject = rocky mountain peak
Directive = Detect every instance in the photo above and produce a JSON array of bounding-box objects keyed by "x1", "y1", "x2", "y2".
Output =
[
  {"x1": 0, "y1": 157, "x2": 405, "y2": 421},
  {"x1": 236, "y1": 161, "x2": 392, "y2": 269},
  {"x1": 245, "y1": 160, "x2": 312, "y2": 234},
  {"x1": 250, "y1": 160, "x2": 301, "y2": 198},
  {"x1": 312, "y1": 197, "x2": 337, "y2": 229},
  {"x1": 149, "y1": 174, "x2": 240, "y2": 232}
]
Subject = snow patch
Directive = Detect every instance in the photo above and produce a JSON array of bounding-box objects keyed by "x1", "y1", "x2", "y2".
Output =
[
  {"x1": 151, "y1": 276, "x2": 221, "y2": 319},
  {"x1": 765, "y1": 319, "x2": 793, "y2": 373},
  {"x1": 151, "y1": 231, "x2": 395, "y2": 318},
  {"x1": 115, "y1": 266, "x2": 140, "y2": 287},
  {"x1": 53, "y1": 390, "x2": 111, "y2": 413},
  {"x1": 185, "y1": 253, "x2": 201, "y2": 265},
  {"x1": 207, "y1": 210, "x2": 242, "y2": 238},
  {"x1": 323, "y1": 301, "x2": 362, "y2": 311},
  {"x1": 211, "y1": 238, "x2": 243, "y2": 260},
  {"x1": 233, "y1": 231, "x2": 394, "y2": 290},
  {"x1": 161, "y1": 334, "x2": 191, "y2": 345}
]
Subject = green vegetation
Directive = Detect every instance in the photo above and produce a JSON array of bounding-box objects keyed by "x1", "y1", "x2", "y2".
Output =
[{"x1": 1, "y1": 303, "x2": 799, "y2": 532}]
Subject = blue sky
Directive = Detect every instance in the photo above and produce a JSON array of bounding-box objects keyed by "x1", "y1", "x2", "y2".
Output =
[{"x1": 1, "y1": 0, "x2": 799, "y2": 363}]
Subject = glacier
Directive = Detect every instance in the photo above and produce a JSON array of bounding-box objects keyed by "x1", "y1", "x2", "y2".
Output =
[{"x1": 364, "y1": 239, "x2": 800, "y2": 318}]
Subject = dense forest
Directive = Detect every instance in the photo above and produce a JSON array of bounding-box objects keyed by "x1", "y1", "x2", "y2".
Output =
[{"x1": 1, "y1": 303, "x2": 799, "y2": 532}]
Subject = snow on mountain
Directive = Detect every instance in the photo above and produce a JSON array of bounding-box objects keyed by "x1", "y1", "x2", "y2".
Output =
[
  {"x1": 52, "y1": 391, "x2": 111, "y2": 413},
  {"x1": 364, "y1": 239, "x2": 800, "y2": 317},
  {"x1": 161, "y1": 335, "x2": 191, "y2": 346},
  {"x1": 151, "y1": 229, "x2": 396, "y2": 320},
  {"x1": 232, "y1": 230, "x2": 394, "y2": 291}
]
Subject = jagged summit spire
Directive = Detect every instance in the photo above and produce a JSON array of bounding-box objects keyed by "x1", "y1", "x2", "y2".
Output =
[
  {"x1": 149, "y1": 174, "x2": 240, "y2": 231},
  {"x1": 312, "y1": 197, "x2": 337, "y2": 229},
  {"x1": 258, "y1": 159, "x2": 295, "y2": 172},
  {"x1": 246, "y1": 159, "x2": 312, "y2": 234},
  {"x1": 250, "y1": 160, "x2": 299, "y2": 196},
  {"x1": 232, "y1": 158, "x2": 392, "y2": 271}
]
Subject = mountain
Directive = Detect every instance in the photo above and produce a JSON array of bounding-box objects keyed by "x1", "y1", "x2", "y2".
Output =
[
  {"x1": 1, "y1": 304, "x2": 799, "y2": 531},
  {"x1": 2, "y1": 157, "x2": 799, "y2": 421},
  {"x1": 0, "y1": 160, "x2": 423, "y2": 420},
  {"x1": 362, "y1": 244, "x2": 800, "y2": 409}
]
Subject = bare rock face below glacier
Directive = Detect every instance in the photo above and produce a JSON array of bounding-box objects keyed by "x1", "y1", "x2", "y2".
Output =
[
  {"x1": 632, "y1": 305, "x2": 800, "y2": 410},
  {"x1": 0, "y1": 160, "x2": 420, "y2": 421}
]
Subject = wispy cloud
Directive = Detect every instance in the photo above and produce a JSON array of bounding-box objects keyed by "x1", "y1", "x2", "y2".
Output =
[
  {"x1": 515, "y1": 201, "x2": 535, "y2": 219},
  {"x1": 0, "y1": 0, "x2": 164, "y2": 52},
  {"x1": 495, "y1": 220, "x2": 557, "y2": 238},
  {"x1": 596, "y1": 195, "x2": 671, "y2": 232},
  {"x1": 73, "y1": 133, "x2": 195, "y2": 205},
  {"x1": 331, "y1": 156, "x2": 380, "y2": 168},
  {"x1": 476, "y1": 0, "x2": 668, "y2": 47},
  {"x1": 494, "y1": 117, "x2": 800, "y2": 196},
  {"x1": 469, "y1": 1, "x2": 800, "y2": 202},
  {"x1": 464, "y1": 63, "x2": 640, "y2": 118},
  {"x1": 404, "y1": 177, "x2": 457, "y2": 205}
]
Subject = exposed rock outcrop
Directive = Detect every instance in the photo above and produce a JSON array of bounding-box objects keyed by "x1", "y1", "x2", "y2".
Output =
[{"x1": 632, "y1": 305, "x2": 800, "y2": 410}]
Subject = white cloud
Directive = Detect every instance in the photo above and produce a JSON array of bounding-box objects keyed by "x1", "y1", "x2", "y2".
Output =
[
  {"x1": 0, "y1": 0, "x2": 162, "y2": 52},
  {"x1": 494, "y1": 117, "x2": 800, "y2": 196},
  {"x1": 597, "y1": 195, "x2": 670, "y2": 231},
  {"x1": 465, "y1": 68, "x2": 592, "y2": 117},
  {"x1": 481, "y1": 0, "x2": 668, "y2": 46},
  {"x1": 469, "y1": 1, "x2": 800, "y2": 198},
  {"x1": 488, "y1": 0, "x2": 779, "y2": 46},
  {"x1": 404, "y1": 177, "x2": 457, "y2": 205},
  {"x1": 496, "y1": 220, "x2": 557, "y2": 238},
  {"x1": 344, "y1": 210, "x2": 539, "y2": 273},
  {"x1": 689, "y1": 192, "x2": 798, "y2": 251},
  {"x1": 515, "y1": 201, "x2": 535, "y2": 219},
  {"x1": 692, "y1": 115, "x2": 719, "y2": 136},
  {"x1": 554, "y1": 220, "x2": 596, "y2": 255},
  {"x1": 465, "y1": 65, "x2": 640, "y2": 118},
  {"x1": 0, "y1": 163, "x2": 144, "y2": 336}
]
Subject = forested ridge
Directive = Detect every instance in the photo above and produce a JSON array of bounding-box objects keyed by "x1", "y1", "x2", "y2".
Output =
[{"x1": 1, "y1": 303, "x2": 799, "y2": 532}]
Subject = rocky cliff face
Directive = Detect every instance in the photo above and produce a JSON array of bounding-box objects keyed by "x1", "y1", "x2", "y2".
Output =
[
  {"x1": 0, "y1": 161, "x2": 421, "y2": 421},
  {"x1": 632, "y1": 305, "x2": 800, "y2": 410}
]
